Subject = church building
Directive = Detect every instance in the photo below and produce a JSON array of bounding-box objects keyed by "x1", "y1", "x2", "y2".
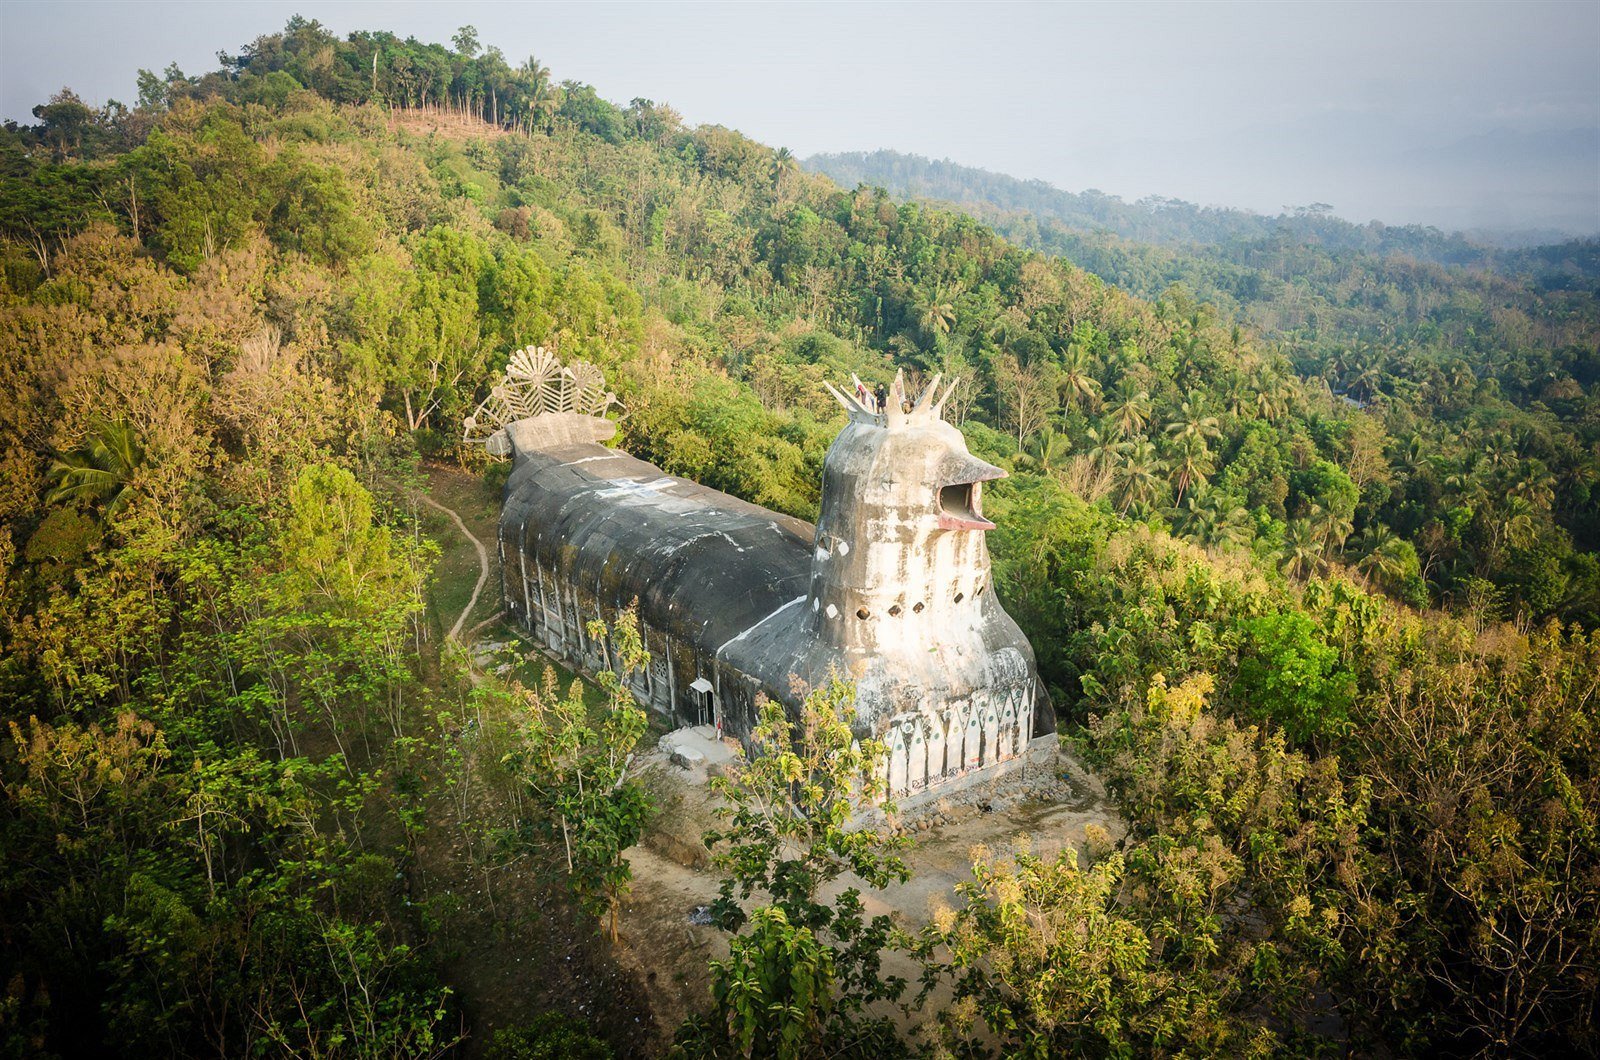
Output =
[{"x1": 467, "y1": 348, "x2": 1057, "y2": 802}]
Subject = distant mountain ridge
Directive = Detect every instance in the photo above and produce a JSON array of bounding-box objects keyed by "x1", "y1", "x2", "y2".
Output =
[
  {"x1": 803, "y1": 148, "x2": 1600, "y2": 323},
  {"x1": 803, "y1": 149, "x2": 1590, "y2": 265}
]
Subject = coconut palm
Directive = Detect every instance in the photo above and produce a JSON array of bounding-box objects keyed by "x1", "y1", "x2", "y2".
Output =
[
  {"x1": 1444, "y1": 456, "x2": 1489, "y2": 507},
  {"x1": 1482, "y1": 432, "x2": 1517, "y2": 473},
  {"x1": 520, "y1": 57, "x2": 560, "y2": 132},
  {"x1": 1281, "y1": 519, "x2": 1324, "y2": 579},
  {"x1": 1445, "y1": 361, "x2": 1477, "y2": 401},
  {"x1": 1508, "y1": 460, "x2": 1556, "y2": 511},
  {"x1": 1254, "y1": 375, "x2": 1290, "y2": 422},
  {"x1": 1349, "y1": 360, "x2": 1385, "y2": 403},
  {"x1": 1207, "y1": 503, "x2": 1254, "y2": 549},
  {"x1": 1105, "y1": 338, "x2": 1141, "y2": 377},
  {"x1": 1557, "y1": 459, "x2": 1596, "y2": 512},
  {"x1": 1058, "y1": 346, "x2": 1101, "y2": 411},
  {"x1": 1167, "y1": 434, "x2": 1214, "y2": 504},
  {"x1": 1027, "y1": 426, "x2": 1068, "y2": 473},
  {"x1": 1112, "y1": 440, "x2": 1167, "y2": 515},
  {"x1": 987, "y1": 306, "x2": 1029, "y2": 348},
  {"x1": 1308, "y1": 502, "x2": 1353, "y2": 554},
  {"x1": 769, "y1": 146, "x2": 795, "y2": 184},
  {"x1": 1356, "y1": 527, "x2": 1412, "y2": 588},
  {"x1": 1395, "y1": 433, "x2": 1431, "y2": 476},
  {"x1": 1171, "y1": 489, "x2": 1252, "y2": 549},
  {"x1": 1164, "y1": 399, "x2": 1221, "y2": 444},
  {"x1": 1108, "y1": 380, "x2": 1151, "y2": 437},
  {"x1": 47, "y1": 421, "x2": 144, "y2": 517},
  {"x1": 1083, "y1": 424, "x2": 1127, "y2": 472},
  {"x1": 918, "y1": 291, "x2": 955, "y2": 341},
  {"x1": 1501, "y1": 496, "x2": 1539, "y2": 551},
  {"x1": 1222, "y1": 374, "x2": 1252, "y2": 419}
]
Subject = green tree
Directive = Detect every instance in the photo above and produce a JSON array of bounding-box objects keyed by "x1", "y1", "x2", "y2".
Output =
[
  {"x1": 1231, "y1": 610, "x2": 1355, "y2": 744},
  {"x1": 485, "y1": 1013, "x2": 614, "y2": 1060},
  {"x1": 1281, "y1": 518, "x2": 1324, "y2": 579},
  {"x1": 1166, "y1": 433, "x2": 1214, "y2": 503},
  {"x1": 917, "y1": 289, "x2": 956, "y2": 342},
  {"x1": 1163, "y1": 398, "x2": 1221, "y2": 443},
  {"x1": 915, "y1": 845, "x2": 1164, "y2": 1059},
  {"x1": 500, "y1": 612, "x2": 654, "y2": 942},
  {"x1": 451, "y1": 25, "x2": 481, "y2": 58},
  {"x1": 684, "y1": 679, "x2": 910, "y2": 1057}
]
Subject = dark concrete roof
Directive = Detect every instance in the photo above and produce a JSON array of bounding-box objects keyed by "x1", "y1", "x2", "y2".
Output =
[{"x1": 501, "y1": 440, "x2": 815, "y2": 651}]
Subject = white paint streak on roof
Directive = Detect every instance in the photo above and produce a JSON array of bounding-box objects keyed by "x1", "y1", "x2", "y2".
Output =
[{"x1": 716, "y1": 595, "x2": 808, "y2": 655}]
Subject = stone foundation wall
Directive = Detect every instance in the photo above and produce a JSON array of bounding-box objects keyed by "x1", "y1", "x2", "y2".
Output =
[
  {"x1": 880, "y1": 681, "x2": 1039, "y2": 801},
  {"x1": 890, "y1": 733, "x2": 1060, "y2": 810}
]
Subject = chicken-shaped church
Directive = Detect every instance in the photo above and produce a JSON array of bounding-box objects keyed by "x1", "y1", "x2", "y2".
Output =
[{"x1": 465, "y1": 348, "x2": 1056, "y2": 802}]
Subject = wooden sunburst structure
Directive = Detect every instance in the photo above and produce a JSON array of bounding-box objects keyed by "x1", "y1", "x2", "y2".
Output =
[{"x1": 462, "y1": 346, "x2": 622, "y2": 458}]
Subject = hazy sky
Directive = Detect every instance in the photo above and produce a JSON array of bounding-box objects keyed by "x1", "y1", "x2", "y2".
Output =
[{"x1": 3, "y1": 1, "x2": 1597, "y2": 235}]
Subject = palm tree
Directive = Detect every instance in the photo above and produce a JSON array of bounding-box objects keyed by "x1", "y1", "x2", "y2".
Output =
[
  {"x1": 1324, "y1": 349, "x2": 1351, "y2": 388},
  {"x1": 1395, "y1": 433, "x2": 1430, "y2": 476},
  {"x1": 1112, "y1": 440, "x2": 1166, "y2": 515},
  {"x1": 1109, "y1": 381, "x2": 1151, "y2": 437},
  {"x1": 1281, "y1": 519, "x2": 1324, "y2": 579},
  {"x1": 1508, "y1": 460, "x2": 1556, "y2": 511},
  {"x1": 1445, "y1": 361, "x2": 1477, "y2": 404},
  {"x1": 1355, "y1": 527, "x2": 1412, "y2": 590},
  {"x1": 1083, "y1": 424, "x2": 1127, "y2": 472},
  {"x1": 1167, "y1": 434, "x2": 1214, "y2": 504},
  {"x1": 1500, "y1": 496, "x2": 1538, "y2": 551},
  {"x1": 1349, "y1": 360, "x2": 1385, "y2": 403},
  {"x1": 1207, "y1": 503, "x2": 1254, "y2": 549},
  {"x1": 987, "y1": 306, "x2": 1029, "y2": 349},
  {"x1": 520, "y1": 57, "x2": 559, "y2": 132},
  {"x1": 1105, "y1": 338, "x2": 1141, "y2": 377},
  {"x1": 47, "y1": 421, "x2": 144, "y2": 516},
  {"x1": 1222, "y1": 374, "x2": 1252, "y2": 420},
  {"x1": 1171, "y1": 489, "x2": 1252, "y2": 549},
  {"x1": 1058, "y1": 346, "x2": 1101, "y2": 411},
  {"x1": 918, "y1": 291, "x2": 955, "y2": 341},
  {"x1": 770, "y1": 147, "x2": 795, "y2": 184},
  {"x1": 1028, "y1": 426, "x2": 1068, "y2": 473},
  {"x1": 1482, "y1": 432, "x2": 1517, "y2": 473},
  {"x1": 1253, "y1": 374, "x2": 1289, "y2": 422},
  {"x1": 1164, "y1": 399, "x2": 1220, "y2": 444},
  {"x1": 1556, "y1": 460, "x2": 1596, "y2": 514},
  {"x1": 1307, "y1": 502, "x2": 1353, "y2": 555},
  {"x1": 1444, "y1": 456, "x2": 1489, "y2": 507}
]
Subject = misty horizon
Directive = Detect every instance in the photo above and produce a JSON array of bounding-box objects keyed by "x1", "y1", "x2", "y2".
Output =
[{"x1": 2, "y1": 0, "x2": 1596, "y2": 239}]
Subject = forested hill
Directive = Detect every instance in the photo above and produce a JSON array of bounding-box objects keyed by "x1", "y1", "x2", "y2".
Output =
[
  {"x1": 2, "y1": 18, "x2": 1598, "y2": 1058},
  {"x1": 805, "y1": 148, "x2": 1598, "y2": 262},
  {"x1": 804, "y1": 152, "x2": 1600, "y2": 602},
  {"x1": 806, "y1": 148, "x2": 1600, "y2": 314}
]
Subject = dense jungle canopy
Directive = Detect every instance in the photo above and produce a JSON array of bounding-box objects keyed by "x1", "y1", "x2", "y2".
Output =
[{"x1": 1, "y1": 17, "x2": 1596, "y2": 1059}]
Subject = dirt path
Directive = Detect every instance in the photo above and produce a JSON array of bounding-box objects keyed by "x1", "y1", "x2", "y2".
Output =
[
  {"x1": 409, "y1": 468, "x2": 660, "y2": 1056},
  {"x1": 418, "y1": 491, "x2": 490, "y2": 643}
]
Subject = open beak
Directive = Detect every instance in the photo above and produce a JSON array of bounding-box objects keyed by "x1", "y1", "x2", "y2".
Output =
[{"x1": 936, "y1": 455, "x2": 1005, "y2": 531}]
